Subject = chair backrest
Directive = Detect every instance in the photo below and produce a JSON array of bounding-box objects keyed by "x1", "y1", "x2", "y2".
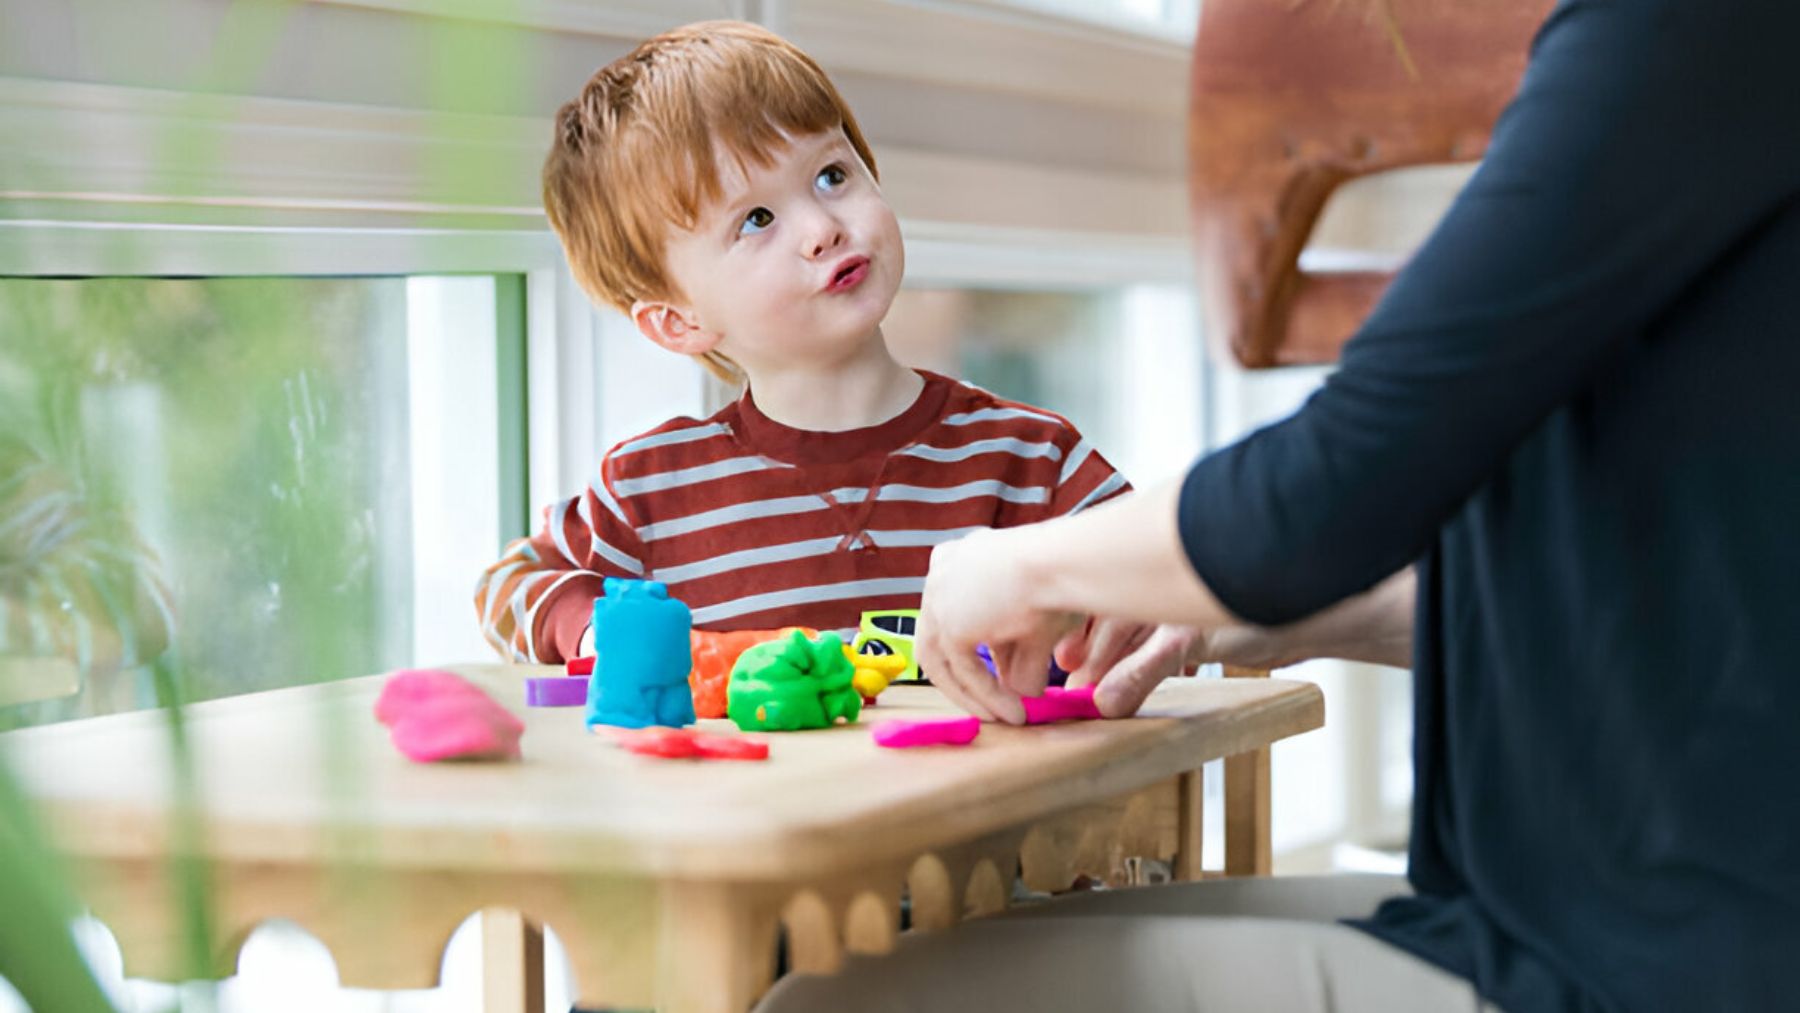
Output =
[{"x1": 1189, "y1": 0, "x2": 1554, "y2": 367}]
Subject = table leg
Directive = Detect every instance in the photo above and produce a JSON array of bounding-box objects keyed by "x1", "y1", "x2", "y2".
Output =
[
  {"x1": 482, "y1": 908, "x2": 545, "y2": 1013},
  {"x1": 654, "y1": 882, "x2": 780, "y2": 1013},
  {"x1": 1174, "y1": 769, "x2": 1206, "y2": 881},
  {"x1": 1223, "y1": 666, "x2": 1274, "y2": 877},
  {"x1": 1224, "y1": 747, "x2": 1272, "y2": 876}
]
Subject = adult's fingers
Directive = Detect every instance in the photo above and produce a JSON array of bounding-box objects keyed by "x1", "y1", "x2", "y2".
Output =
[
  {"x1": 1065, "y1": 620, "x2": 1150, "y2": 689},
  {"x1": 918, "y1": 631, "x2": 996, "y2": 721},
  {"x1": 992, "y1": 627, "x2": 1057, "y2": 699},
  {"x1": 1052, "y1": 618, "x2": 1095, "y2": 673},
  {"x1": 918, "y1": 627, "x2": 1024, "y2": 725},
  {"x1": 957, "y1": 643, "x2": 1026, "y2": 724},
  {"x1": 1092, "y1": 629, "x2": 1188, "y2": 718}
]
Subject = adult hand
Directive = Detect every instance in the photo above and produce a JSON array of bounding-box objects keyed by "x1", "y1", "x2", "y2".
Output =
[
  {"x1": 915, "y1": 527, "x2": 1082, "y2": 725},
  {"x1": 1058, "y1": 620, "x2": 1202, "y2": 717}
]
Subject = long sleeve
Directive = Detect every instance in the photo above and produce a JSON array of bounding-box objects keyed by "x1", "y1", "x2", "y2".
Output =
[
  {"x1": 1179, "y1": 0, "x2": 1800, "y2": 625},
  {"x1": 1046, "y1": 434, "x2": 1131, "y2": 518},
  {"x1": 473, "y1": 458, "x2": 649, "y2": 663}
]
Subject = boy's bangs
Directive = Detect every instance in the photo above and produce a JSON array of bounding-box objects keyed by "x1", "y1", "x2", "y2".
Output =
[
  {"x1": 544, "y1": 20, "x2": 880, "y2": 314},
  {"x1": 634, "y1": 59, "x2": 863, "y2": 235}
]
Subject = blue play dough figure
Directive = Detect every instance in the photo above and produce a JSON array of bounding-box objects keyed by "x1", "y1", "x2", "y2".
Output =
[{"x1": 584, "y1": 578, "x2": 696, "y2": 729}]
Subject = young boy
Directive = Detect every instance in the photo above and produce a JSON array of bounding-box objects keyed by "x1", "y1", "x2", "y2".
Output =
[{"x1": 475, "y1": 20, "x2": 1181, "y2": 686}]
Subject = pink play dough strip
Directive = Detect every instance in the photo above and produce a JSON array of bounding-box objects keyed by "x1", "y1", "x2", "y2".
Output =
[
  {"x1": 871, "y1": 715, "x2": 981, "y2": 748},
  {"x1": 1020, "y1": 685, "x2": 1104, "y2": 724}
]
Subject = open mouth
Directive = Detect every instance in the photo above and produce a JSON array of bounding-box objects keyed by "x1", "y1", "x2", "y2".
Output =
[{"x1": 827, "y1": 256, "x2": 869, "y2": 292}]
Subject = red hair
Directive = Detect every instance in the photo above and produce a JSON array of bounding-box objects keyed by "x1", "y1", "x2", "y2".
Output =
[{"x1": 543, "y1": 21, "x2": 879, "y2": 382}]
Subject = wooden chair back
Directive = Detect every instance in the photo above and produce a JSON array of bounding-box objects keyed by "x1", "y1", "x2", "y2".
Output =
[{"x1": 1189, "y1": 0, "x2": 1554, "y2": 367}]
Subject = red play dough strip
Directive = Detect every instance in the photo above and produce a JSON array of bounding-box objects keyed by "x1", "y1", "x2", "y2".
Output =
[
  {"x1": 692, "y1": 734, "x2": 770, "y2": 761},
  {"x1": 612, "y1": 727, "x2": 771, "y2": 761},
  {"x1": 618, "y1": 727, "x2": 701, "y2": 759},
  {"x1": 870, "y1": 715, "x2": 981, "y2": 748}
]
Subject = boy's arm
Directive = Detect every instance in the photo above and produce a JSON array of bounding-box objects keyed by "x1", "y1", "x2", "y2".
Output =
[
  {"x1": 1044, "y1": 434, "x2": 1131, "y2": 520},
  {"x1": 473, "y1": 467, "x2": 648, "y2": 664}
]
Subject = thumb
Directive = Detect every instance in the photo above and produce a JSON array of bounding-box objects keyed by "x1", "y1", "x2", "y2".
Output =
[
  {"x1": 1092, "y1": 633, "x2": 1183, "y2": 717},
  {"x1": 1093, "y1": 663, "x2": 1163, "y2": 718}
]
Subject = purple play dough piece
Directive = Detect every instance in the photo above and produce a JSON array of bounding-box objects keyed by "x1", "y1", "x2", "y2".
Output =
[
  {"x1": 526, "y1": 675, "x2": 591, "y2": 707},
  {"x1": 974, "y1": 643, "x2": 1069, "y2": 686}
]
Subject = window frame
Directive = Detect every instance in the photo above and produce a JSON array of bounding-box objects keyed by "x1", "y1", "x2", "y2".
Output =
[
  {"x1": 0, "y1": 219, "x2": 601, "y2": 669},
  {"x1": 0, "y1": 219, "x2": 597, "y2": 501}
]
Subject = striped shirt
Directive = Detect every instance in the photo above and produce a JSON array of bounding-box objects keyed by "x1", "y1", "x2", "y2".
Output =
[{"x1": 474, "y1": 370, "x2": 1128, "y2": 663}]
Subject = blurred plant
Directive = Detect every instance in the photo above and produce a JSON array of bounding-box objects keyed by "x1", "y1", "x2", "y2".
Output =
[
  {"x1": 1, "y1": 276, "x2": 399, "y2": 723},
  {"x1": 0, "y1": 755, "x2": 117, "y2": 1012},
  {"x1": 0, "y1": 0, "x2": 533, "y2": 1003},
  {"x1": 0, "y1": 364, "x2": 175, "y2": 720}
]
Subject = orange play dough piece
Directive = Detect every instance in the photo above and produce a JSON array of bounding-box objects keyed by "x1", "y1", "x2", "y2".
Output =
[{"x1": 688, "y1": 626, "x2": 816, "y2": 718}]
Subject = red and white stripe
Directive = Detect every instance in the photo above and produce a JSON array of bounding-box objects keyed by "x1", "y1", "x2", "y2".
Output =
[{"x1": 476, "y1": 372, "x2": 1127, "y2": 663}]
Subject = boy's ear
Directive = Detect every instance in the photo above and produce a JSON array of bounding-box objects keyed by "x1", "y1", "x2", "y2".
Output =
[{"x1": 630, "y1": 299, "x2": 720, "y2": 356}]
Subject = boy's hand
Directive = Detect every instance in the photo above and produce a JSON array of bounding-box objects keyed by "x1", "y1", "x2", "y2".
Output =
[{"x1": 1058, "y1": 620, "x2": 1203, "y2": 718}]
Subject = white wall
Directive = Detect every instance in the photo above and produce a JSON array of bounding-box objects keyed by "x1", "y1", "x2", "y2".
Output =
[{"x1": 0, "y1": 0, "x2": 1190, "y2": 233}]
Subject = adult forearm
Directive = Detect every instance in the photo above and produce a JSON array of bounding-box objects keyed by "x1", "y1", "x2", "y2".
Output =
[
  {"x1": 1197, "y1": 567, "x2": 1415, "y2": 671},
  {"x1": 1013, "y1": 481, "x2": 1235, "y2": 628},
  {"x1": 1010, "y1": 480, "x2": 1415, "y2": 669}
]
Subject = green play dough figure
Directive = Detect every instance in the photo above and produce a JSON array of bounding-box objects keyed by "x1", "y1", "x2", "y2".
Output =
[{"x1": 726, "y1": 630, "x2": 863, "y2": 731}]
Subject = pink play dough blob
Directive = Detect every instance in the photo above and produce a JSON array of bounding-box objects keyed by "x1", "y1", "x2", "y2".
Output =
[
  {"x1": 870, "y1": 715, "x2": 981, "y2": 748},
  {"x1": 375, "y1": 668, "x2": 525, "y2": 762}
]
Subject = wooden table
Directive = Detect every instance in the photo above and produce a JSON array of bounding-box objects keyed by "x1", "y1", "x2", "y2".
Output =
[{"x1": 1, "y1": 665, "x2": 1322, "y2": 1012}]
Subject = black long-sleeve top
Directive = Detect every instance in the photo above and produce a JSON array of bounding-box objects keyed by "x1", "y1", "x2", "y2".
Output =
[{"x1": 1178, "y1": 2, "x2": 1800, "y2": 1009}]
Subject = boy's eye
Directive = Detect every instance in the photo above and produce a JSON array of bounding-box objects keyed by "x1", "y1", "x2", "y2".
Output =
[
  {"x1": 816, "y1": 163, "x2": 848, "y2": 191},
  {"x1": 739, "y1": 207, "x2": 774, "y2": 236}
]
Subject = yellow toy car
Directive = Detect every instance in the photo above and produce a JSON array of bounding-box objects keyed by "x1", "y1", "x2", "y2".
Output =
[{"x1": 851, "y1": 609, "x2": 922, "y2": 683}]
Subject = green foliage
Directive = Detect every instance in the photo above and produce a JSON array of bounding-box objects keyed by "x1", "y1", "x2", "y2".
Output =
[
  {"x1": 0, "y1": 276, "x2": 404, "y2": 722},
  {"x1": 0, "y1": 1, "x2": 536, "y2": 1004},
  {"x1": 0, "y1": 756, "x2": 116, "y2": 1012}
]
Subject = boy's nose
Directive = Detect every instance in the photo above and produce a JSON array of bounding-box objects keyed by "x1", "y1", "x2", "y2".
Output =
[{"x1": 803, "y1": 217, "x2": 846, "y2": 259}]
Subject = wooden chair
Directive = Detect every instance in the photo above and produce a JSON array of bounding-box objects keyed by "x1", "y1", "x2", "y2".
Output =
[{"x1": 1190, "y1": 0, "x2": 1553, "y2": 874}]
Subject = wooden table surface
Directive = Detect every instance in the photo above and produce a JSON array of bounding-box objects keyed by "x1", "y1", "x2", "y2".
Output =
[{"x1": 2, "y1": 665, "x2": 1324, "y2": 1011}]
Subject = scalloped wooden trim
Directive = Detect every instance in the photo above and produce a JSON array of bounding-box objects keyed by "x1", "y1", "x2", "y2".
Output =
[{"x1": 75, "y1": 774, "x2": 1207, "y2": 1011}]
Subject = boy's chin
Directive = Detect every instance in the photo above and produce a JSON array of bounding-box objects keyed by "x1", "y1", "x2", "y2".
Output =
[
  {"x1": 786, "y1": 326, "x2": 894, "y2": 366},
  {"x1": 820, "y1": 301, "x2": 895, "y2": 344}
]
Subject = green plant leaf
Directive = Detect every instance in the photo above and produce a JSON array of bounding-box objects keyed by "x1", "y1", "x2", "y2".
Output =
[{"x1": 0, "y1": 756, "x2": 116, "y2": 1012}]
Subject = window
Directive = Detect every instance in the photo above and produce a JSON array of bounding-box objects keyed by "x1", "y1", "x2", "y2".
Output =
[
  {"x1": 0, "y1": 271, "x2": 521, "y2": 728},
  {"x1": 886, "y1": 283, "x2": 1204, "y2": 487}
]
